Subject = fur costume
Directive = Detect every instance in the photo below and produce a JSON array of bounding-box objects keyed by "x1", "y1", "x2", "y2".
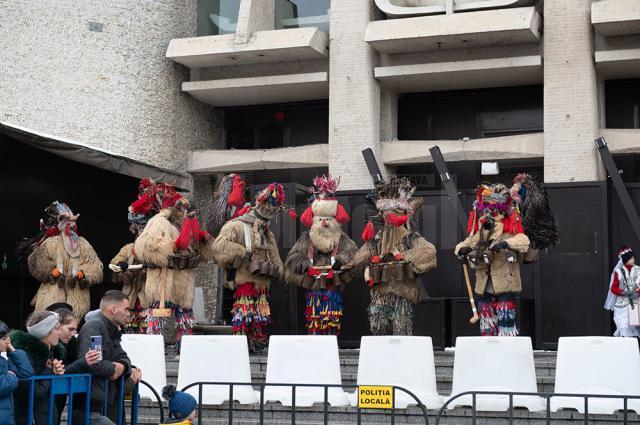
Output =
[
  {"x1": 211, "y1": 182, "x2": 285, "y2": 352},
  {"x1": 605, "y1": 247, "x2": 640, "y2": 337},
  {"x1": 133, "y1": 184, "x2": 212, "y2": 347},
  {"x1": 284, "y1": 175, "x2": 358, "y2": 335},
  {"x1": 455, "y1": 183, "x2": 531, "y2": 336},
  {"x1": 351, "y1": 177, "x2": 437, "y2": 336},
  {"x1": 22, "y1": 202, "x2": 103, "y2": 319},
  {"x1": 109, "y1": 179, "x2": 161, "y2": 333}
]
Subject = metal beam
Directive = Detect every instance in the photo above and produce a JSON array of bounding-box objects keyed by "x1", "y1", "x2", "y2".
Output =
[
  {"x1": 595, "y1": 137, "x2": 640, "y2": 242},
  {"x1": 429, "y1": 145, "x2": 468, "y2": 231},
  {"x1": 361, "y1": 148, "x2": 384, "y2": 186}
]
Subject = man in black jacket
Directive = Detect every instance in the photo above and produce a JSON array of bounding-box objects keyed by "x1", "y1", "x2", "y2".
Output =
[{"x1": 73, "y1": 290, "x2": 142, "y2": 425}]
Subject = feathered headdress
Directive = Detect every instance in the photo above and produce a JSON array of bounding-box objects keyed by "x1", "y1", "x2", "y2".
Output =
[
  {"x1": 298, "y1": 175, "x2": 350, "y2": 228},
  {"x1": 205, "y1": 174, "x2": 249, "y2": 237},
  {"x1": 466, "y1": 183, "x2": 523, "y2": 236},
  {"x1": 255, "y1": 183, "x2": 286, "y2": 207},
  {"x1": 510, "y1": 173, "x2": 559, "y2": 249},
  {"x1": 127, "y1": 179, "x2": 187, "y2": 234},
  {"x1": 361, "y1": 176, "x2": 423, "y2": 241},
  {"x1": 16, "y1": 201, "x2": 79, "y2": 264}
]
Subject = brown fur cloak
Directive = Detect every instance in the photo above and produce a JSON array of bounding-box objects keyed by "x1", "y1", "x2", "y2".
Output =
[
  {"x1": 134, "y1": 209, "x2": 213, "y2": 309},
  {"x1": 110, "y1": 242, "x2": 147, "y2": 307},
  {"x1": 284, "y1": 231, "x2": 358, "y2": 289},
  {"x1": 28, "y1": 235, "x2": 103, "y2": 318},
  {"x1": 351, "y1": 229, "x2": 437, "y2": 304},
  {"x1": 454, "y1": 221, "x2": 530, "y2": 295},
  {"x1": 211, "y1": 214, "x2": 283, "y2": 291}
]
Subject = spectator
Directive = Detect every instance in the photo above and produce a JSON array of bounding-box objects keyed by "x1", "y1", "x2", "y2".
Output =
[
  {"x1": 0, "y1": 320, "x2": 33, "y2": 425},
  {"x1": 160, "y1": 385, "x2": 197, "y2": 425},
  {"x1": 73, "y1": 290, "x2": 142, "y2": 425},
  {"x1": 48, "y1": 307, "x2": 100, "y2": 423},
  {"x1": 11, "y1": 311, "x2": 65, "y2": 425}
]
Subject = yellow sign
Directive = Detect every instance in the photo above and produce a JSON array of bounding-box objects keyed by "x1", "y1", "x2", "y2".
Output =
[{"x1": 357, "y1": 385, "x2": 394, "y2": 409}]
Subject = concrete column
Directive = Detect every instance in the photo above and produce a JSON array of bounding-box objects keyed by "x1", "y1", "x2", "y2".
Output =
[
  {"x1": 380, "y1": 88, "x2": 398, "y2": 141},
  {"x1": 192, "y1": 175, "x2": 220, "y2": 322},
  {"x1": 543, "y1": 1, "x2": 603, "y2": 183},
  {"x1": 235, "y1": 0, "x2": 276, "y2": 44},
  {"x1": 328, "y1": 0, "x2": 390, "y2": 190}
]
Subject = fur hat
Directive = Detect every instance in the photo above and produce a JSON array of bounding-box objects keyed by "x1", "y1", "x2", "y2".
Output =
[
  {"x1": 619, "y1": 246, "x2": 635, "y2": 264},
  {"x1": 300, "y1": 175, "x2": 350, "y2": 228},
  {"x1": 374, "y1": 176, "x2": 421, "y2": 215}
]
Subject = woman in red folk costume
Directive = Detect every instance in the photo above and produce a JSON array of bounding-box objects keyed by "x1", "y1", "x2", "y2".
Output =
[
  {"x1": 109, "y1": 178, "x2": 159, "y2": 334},
  {"x1": 17, "y1": 202, "x2": 103, "y2": 319},
  {"x1": 211, "y1": 183, "x2": 285, "y2": 352},
  {"x1": 134, "y1": 184, "x2": 212, "y2": 348},
  {"x1": 351, "y1": 177, "x2": 437, "y2": 336},
  {"x1": 455, "y1": 183, "x2": 530, "y2": 336},
  {"x1": 284, "y1": 175, "x2": 358, "y2": 335}
]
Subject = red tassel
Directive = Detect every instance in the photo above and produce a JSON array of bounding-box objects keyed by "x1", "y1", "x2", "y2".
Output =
[
  {"x1": 503, "y1": 213, "x2": 524, "y2": 235},
  {"x1": 232, "y1": 205, "x2": 250, "y2": 219},
  {"x1": 385, "y1": 213, "x2": 408, "y2": 227},
  {"x1": 190, "y1": 217, "x2": 207, "y2": 241},
  {"x1": 175, "y1": 218, "x2": 193, "y2": 250},
  {"x1": 335, "y1": 204, "x2": 351, "y2": 224},
  {"x1": 45, "y1": 227, "x2": 60, "y2": 238},
  {"x1": 131, "y1": 193, "x2": 152, "y2": 215},
  {"x1": 466, "y1": 210, "x2": 477, "y2": 236},
  {"x1": 362, "y1": 221, "x2": 375, "y2": 241},
  {"x1": 300, "y1": 207, "x2": 314, "y2": 228},
  {"x1": 227, "y1": 175, "x2": 246, "y2": 208},
  {"x1": 288, "y1": 208, "x2": 298, "y2": 220}
]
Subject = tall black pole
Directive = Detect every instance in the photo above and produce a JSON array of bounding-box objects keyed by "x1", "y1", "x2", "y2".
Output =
[{"x1": 429, "y1": 146, "x2": 468, "y2": 231}]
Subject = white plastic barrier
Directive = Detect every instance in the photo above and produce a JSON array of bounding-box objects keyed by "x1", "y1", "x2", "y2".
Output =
[
  {"x1": 551, "y1": 337, "x2": 640, "y2": 414},
  {"x1": 350, "y1": 336, "x2": 443, "y2": 409},
  {"x1": 177, "y1": 335, "x2": 258, "y2": 405},
  {"x1": 448, "y1": 336, "x2": 544, "y2": 411},
  {"x1": 120, "y1": 334, "x2": 166, "y2": 400},
  {"x1": 264, "y1": 335, "x2": 349, "y2": 407}
]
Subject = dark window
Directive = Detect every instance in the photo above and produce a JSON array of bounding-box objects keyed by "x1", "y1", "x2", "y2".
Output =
[
  {"x1": 398, "y1": 86, "x2": 543, "y2": 140},
  {"x1": 225, "y1": 101, "x2": 328, "y2": 149},
  {"x1": 605, "y1": 79, "x2": 640, "y2": 129}
]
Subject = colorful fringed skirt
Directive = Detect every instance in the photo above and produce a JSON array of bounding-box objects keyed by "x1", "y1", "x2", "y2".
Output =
[
  {"x1": 144, "y1": 301, "x2": 196, "y2": 349},
  {"x1": 231, "y1": 282, "x2": 271, "y2": 352},
  {"x1": 477, "y1": 292, "x2": 518, "y2": 336},
  {"x1": 368, "y1": 291, "x2": 414, "y2": 336},
  {"x1": 305, "y1": 288, "x2": 343, "y2": 335},
  {"x1": 123, "y1": 298, "x2": 147, "y2": 334}
]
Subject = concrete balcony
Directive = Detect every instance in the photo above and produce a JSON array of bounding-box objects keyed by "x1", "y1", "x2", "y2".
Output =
[
  {"x1": 595, "y1": 48, "x2": 640, "y2": 79},
  {"x1": 592, "y1": 0, "x2": 640, "y2": 37},
  {"x1": 374, "y1": 55, "x2": 541, "y2": 92},
  {"x1": 375, "y1": 0, "x2": 535, "y2": 18},
  {"x1": 600, "y1": 129, "x2": 640, "y2": 155},
  {"x1": 166, "y1": 27, "x2": 328, "y2": 68},
  {"x1": 188, "y1": 143, "x2": 329, "y2": 173},
  {"x1": 365, "y1": 7, "x2": 541, "y2": 53},
  {"x1": 381, "y1": 133, "x2": 543, "y2": 165},
  {"x1": 182, "y1": 72, "x2": 328, "y2": 107}
]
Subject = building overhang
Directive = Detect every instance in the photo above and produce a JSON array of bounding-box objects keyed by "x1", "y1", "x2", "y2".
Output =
[
  {"x1": 595, "y1": 49, "x2": 640, "y2": 79},
  {"x1": 182, "y1": 72, "x2": 328, "y2": 107},
  {"x1": 382, "y1": 133, "x2": 544, "y2": 165},
  {"x1": 601, "y1": 129, "x2": 640, "y2": 155},
  {"x1": 374, "y1": 55, "x2": 542, "y2": 93},
  {"x1": 374, "y1": 0, "x2": 536, "y2": 18},
  {"x1": 188, "y1": 144, "x2": 329, "y2": 173},
  {"x1": 0, "y1": 121, "x2": 192, "y2": 190},
  {"x1": 592, "y1": 0, "x2": 640, "y2": 37},
  {"x1": 365, "y1": 7, "x2": 541, "y2": 53},
  {"x1": 166, "y1": 27, "x2": 329, "y2": 69}
]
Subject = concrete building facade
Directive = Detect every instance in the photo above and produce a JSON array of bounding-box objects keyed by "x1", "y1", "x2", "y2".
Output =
[{"x1": 3, "y1": 0, "x2": 640, "y2": 345}]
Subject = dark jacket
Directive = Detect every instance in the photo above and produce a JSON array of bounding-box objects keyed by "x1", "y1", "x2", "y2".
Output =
[
  {"x1": 10, "y1": 331, "x2": 65, "y2": 425},
  {"x1": 73, "y1": 312, "x2": 131, "y2": 415},
  {"x1": 0, "y1": 349, "x2": 33, "y2": 425}
]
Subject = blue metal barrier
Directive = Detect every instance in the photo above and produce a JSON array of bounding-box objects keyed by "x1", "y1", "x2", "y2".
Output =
[{"x1": 20, "y1": 374, "x2": 163, "y2": 425}]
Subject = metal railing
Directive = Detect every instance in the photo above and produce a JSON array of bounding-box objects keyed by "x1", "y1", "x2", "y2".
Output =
[
  {"x1": 21, "y1": 374, "x2": 164, "y2": 425},
  {"x1": 180, "y1": 381, "x2": 430, "y2": 425},
  {"x1": 435, "y1": 390, "x2": 640, "y2": 425}
]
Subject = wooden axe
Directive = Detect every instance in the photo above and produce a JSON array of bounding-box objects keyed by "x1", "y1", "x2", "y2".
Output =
[{"x1": 462, "y1": 260, "x2": 479, "y2": 324}]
